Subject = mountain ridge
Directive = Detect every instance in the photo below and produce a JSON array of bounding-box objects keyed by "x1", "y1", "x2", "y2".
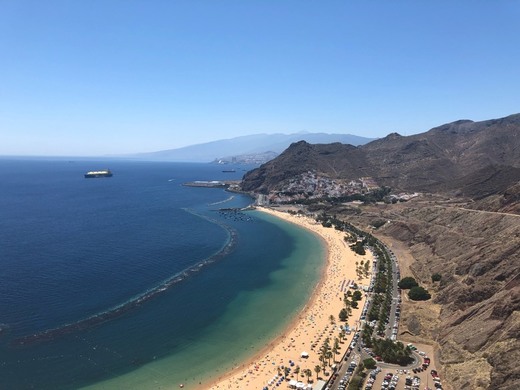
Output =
[
  {"x1": 242, "y1": 113, "x2": 520, "y2": 199},
  {"x1": 127, "y1": 132, "x2": 374, "y2": 162}
]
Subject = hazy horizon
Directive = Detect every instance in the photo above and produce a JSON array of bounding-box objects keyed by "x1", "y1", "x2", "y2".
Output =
[
  {"x1": 2, "y1": 1, "x2": 519, "y2": 156},
  {"x1": 0, "y1": 130, "x2": 375, "y2": 159}
]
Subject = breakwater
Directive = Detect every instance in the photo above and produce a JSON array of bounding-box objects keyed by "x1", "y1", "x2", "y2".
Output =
[{"x1": 11, "y1": 209, "x2": 239, "y2": 348}]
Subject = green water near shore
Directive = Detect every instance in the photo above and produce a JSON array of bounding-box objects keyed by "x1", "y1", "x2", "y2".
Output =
[{"x1": 83, "y1": 211, "x2": 325, "y2": 390}]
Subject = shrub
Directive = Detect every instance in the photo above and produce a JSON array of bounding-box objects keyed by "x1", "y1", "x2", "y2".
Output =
[
  {"x1": 370, "y1": 219, "x2": 387, "y2": 229},
  {"x1": 363, "y1": 358, "x2": 377, "y2": 370},
  {"x1": 398, "y1": 276, "x2": 418, "y2": 289},
  {"x1": 408, "y1": 286, "x2": 431, "y2": 301},
  {"x1": 431, "y1": 273, "x2": 442, "y2": 282},
  {"x1": 372, "y1": 339, "x2": 413, "y2": 366},
  {"x1": 347, "y1": 376, "x2": 362, "y2": 390},
  {"x1": 352, "y1": 290, "x2": 363, "y2": 301},
  {"x1": 350, "y1": 241, "x2": 366, "y2": 255}
]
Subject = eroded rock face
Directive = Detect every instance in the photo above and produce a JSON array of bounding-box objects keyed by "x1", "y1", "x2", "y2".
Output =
[{"x1": 338, "y1": 200, "x2": 520, "y2": 390}]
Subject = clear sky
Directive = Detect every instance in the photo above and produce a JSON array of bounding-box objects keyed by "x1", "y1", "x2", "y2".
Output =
[{"x1": 1, "y1": 1, "x2": 519, "y2": 156}]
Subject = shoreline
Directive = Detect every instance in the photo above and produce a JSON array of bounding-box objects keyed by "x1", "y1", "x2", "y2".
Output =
[{"x1": 200, "y1": 207, "x2": 373, "y2": 390}]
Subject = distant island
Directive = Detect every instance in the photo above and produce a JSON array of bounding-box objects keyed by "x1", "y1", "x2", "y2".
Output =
[{"x1": 123, "y1": 132, "x2": 375, "y2": 163}]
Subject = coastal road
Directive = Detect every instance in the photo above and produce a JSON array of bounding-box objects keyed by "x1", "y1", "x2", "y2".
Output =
[{"x1": 385, "y1": 248, "x2": 401, "y2": 340}]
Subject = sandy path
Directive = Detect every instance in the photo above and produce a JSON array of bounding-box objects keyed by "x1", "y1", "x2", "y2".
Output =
[{"x1": 200, "y1": 207, "x2": 373, "y2": 390}]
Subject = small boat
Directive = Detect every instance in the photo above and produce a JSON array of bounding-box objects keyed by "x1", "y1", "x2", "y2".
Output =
[
  {"x1": 84, "y1": 169, "x2": 113, "y2": 178},
  {"x1": 222, "y1": 169, "x2": 236, "y2": 173}
]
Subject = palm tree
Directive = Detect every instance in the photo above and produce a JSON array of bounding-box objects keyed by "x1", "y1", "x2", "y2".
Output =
[
  {"x1": 294, "y1": 365, "x2": 300, "y2": 381},
  {"x1": 304, "y1": 368, "x2": 312, "y2": 383},
  {"x1": 319, "y1": 354, "x2": 327, "y2": 371},
  {"x1": 320, "y1": 342, "x2": 329, "y2": 358},
  {"x1": 323, "y1": 337, "x2": 330, "y2": 349},
  {"x1": 329, "y1": 314, "x2": 335, "y2": 325},
  {"x1": 314, "y1": 365, "x2": 321, "y2": 381},
  {"x1": 332, "y1": 338, "x2": 340, "y2": 361},
  {"x1": 325, "y1": 350, "x2": 333, "y2": 367},
  {"x1": 334, "y1": 337, "x2": 340, "y2": 351}
]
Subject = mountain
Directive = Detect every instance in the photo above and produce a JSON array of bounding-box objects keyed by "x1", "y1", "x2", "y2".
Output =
[
  {"x1": 130, "y1": 132, "x2": 374, "y2": 162},
  {"x1": 241, "y1": 113, "x2": 520, "y2": 390},
  {"x1": 242, "y1": 113, "x2": 520, "y2": 199}
]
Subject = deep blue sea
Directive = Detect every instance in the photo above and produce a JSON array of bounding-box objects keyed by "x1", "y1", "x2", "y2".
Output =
[{"x1": 0, "y1": 158, "x2": 324, "y2": 390}]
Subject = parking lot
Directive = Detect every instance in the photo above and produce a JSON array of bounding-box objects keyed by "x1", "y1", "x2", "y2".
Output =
[{"x1": 367, "y1": 344, "x2": 444, "y2": 390}]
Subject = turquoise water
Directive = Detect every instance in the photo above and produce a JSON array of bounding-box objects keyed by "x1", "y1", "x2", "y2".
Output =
[
  {"x1": 84, "y1": 211, "x2": 325, "y2": 389},
  {"x1": 0, "y1": 159, "x2": 324, "y2": 389}
]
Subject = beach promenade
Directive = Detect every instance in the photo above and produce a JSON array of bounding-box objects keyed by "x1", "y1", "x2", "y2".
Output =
[{"x1": 204, "y1": 207, "x2": 373, "y2": 390}]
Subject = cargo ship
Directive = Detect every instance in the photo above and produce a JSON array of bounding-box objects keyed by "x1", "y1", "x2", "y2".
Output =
[{"x1": 84, "y1": 169, "x2": 113, "y2": 178}]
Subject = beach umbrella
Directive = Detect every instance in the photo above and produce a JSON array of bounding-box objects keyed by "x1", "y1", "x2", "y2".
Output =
[{"x1": 300, "y1": 351, "x2": 309, "y2": 358}]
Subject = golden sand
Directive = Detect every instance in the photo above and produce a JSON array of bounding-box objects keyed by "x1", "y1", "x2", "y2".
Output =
[{"x1": 203, "y1": 207, "x2": 373, "y2": 390}]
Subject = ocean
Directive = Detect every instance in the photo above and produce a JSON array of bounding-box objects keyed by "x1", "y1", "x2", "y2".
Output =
[{"x1": 0, "y1": 158, "x2": 325, "y2": 390}]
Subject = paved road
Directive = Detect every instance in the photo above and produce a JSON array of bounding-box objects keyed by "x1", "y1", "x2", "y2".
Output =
[
  {"x1": 432, "y1": 204, "x2": 520, "y2": 218},
  {"x1": 385, "y1": 248, "x2": 401, "y2": 341}
]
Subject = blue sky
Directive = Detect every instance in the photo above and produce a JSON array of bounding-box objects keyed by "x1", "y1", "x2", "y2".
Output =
[{"x1": 1, "y1": 1, "x2": 519, "y2": 156}]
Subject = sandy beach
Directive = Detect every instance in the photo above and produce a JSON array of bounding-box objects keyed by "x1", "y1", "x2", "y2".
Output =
[{"x1": 203, "y1": 207, "x2": 373, "y2": 390}]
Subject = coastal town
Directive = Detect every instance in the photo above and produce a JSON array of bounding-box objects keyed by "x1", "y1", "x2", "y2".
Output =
[{"x1": 260, "y1": 172, "x2": 380, "y2": 204}]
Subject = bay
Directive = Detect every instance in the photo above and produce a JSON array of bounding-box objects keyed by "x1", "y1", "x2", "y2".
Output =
[{"x1": 0, "y1": 158, "x2": 324, "y2": 389}]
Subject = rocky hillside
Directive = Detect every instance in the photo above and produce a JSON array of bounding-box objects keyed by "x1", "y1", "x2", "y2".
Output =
[
  {"x1": 242, "y1": 113, "x2": 520, "y2": 198},
  {"x1": 241, "y1": 141, "x2": 368, "y2": 193},
  {"x1": 329, "y1": 198, "x2": 520, "y2": 390},
  {"x1": 468, "y1": 182, "x2": 520, "y2": 214}
]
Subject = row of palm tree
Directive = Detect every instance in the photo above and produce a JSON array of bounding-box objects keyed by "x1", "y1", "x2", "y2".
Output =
[
  {"x1": 292, "y1": 365, "x2": 314, "y2": 383},
  {"x1": 356, "y1": 259, "x2": 371, "y2": 280},
  {"x1": 287, "y1": 324, "x2": 344, "y2": 384}
]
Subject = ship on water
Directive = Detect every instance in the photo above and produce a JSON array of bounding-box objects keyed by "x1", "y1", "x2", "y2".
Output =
[{"x1": 84, "y1": 169, "x2": 113, "y2": 178}]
